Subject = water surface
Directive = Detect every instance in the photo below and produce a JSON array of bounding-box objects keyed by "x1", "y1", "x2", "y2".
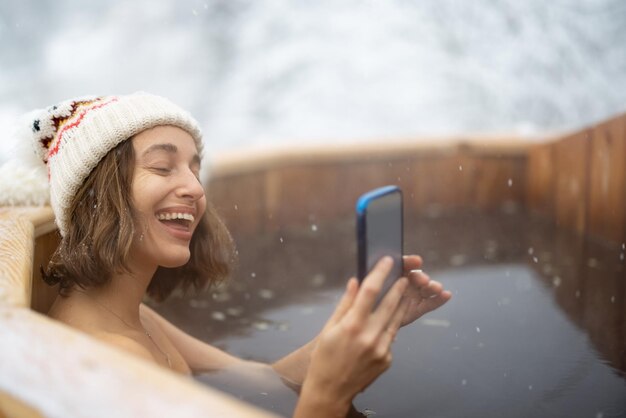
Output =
[{"x1": 154, "y1": 209, "x2": 626, "y2": 417}]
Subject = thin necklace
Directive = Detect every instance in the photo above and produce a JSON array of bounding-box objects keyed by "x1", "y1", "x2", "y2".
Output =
[{"x1": 74, "y1": 288, "x2": 172, "y2": 368}]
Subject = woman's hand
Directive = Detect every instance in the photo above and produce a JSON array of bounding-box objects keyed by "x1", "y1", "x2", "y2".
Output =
[
  {"x1": 294, "y1": 257, "x2": 409, "y2": 418},
  {"x1": 399, "y1": 255, "x2": 452, "y2": 327}
]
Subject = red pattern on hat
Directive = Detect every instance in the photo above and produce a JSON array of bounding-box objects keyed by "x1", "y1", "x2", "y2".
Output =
[{"x1": 47, "y1": 97, "x2": 119, "y2": 161}]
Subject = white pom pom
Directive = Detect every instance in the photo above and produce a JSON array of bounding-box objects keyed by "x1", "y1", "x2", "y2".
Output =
[
  {"x1": 15, "y1": 108, "x2": 49, "y2": 161},
  {"x1": 0, "y1": 158, "x2": 49, "y2": 206},
  {"x1": 0, "y1": 113, "x2": 50, "y2": 206}
]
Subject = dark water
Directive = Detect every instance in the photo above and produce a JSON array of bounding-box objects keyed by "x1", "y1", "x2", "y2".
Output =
[{"x1": 153, "y1": 208, "x2": 626, "y2": 417}]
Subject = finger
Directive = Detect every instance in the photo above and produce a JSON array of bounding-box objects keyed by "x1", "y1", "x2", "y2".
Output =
[
  {"x1": 419, "y1": 280, "x2": 444, "y2": 299},
  {"x1": 407, "y1": 270, "x2": 445, "y2": 298},
  {"x1": 402, "y1": 255, "x2": 423, "y2": 275},
  {"x1": 326, "y1": 278, "x2": 359, "y2": 327},
  {"x1": 412, "y1": 290, "x2": 452, "y2": 317},
  {"x1": 352, "y1": 257, "x2": 394, "y2": 318},
  {"x1": 379, "y1": 298, "x2": 410, "y2": 348},
  {"x1": 370, "y1": 277, "x2": 408, "y2": 333},
  {"x1": 408, "y1": 269, "x2": 430, "y2": 288}
]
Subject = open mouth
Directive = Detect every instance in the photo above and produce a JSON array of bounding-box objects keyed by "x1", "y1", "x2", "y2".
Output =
[{"x1": 156, "y1": 212, "x2": 195, "y2": 231}]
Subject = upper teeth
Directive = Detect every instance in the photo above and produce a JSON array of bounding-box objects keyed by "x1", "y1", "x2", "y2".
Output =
[{"x1": 157, "y1": 212, "x2": 195, "y2": 222}]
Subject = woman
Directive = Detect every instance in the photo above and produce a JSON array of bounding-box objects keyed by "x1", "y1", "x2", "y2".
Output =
[{"x1": 7, "y1": 93, "x2": 451, "y2": 417}]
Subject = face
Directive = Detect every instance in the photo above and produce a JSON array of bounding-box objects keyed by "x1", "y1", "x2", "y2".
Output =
[{"x1": 129, "y1": 125, "x2": 206, "y2": 270}]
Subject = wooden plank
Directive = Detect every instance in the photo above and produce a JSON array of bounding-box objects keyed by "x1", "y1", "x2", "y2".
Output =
[
  {"x1": 0, "y1": 207, "x2": 57, "y2": 312},
  {"x1": 0, "y1": 391, "x2": 43, "y2": 418},
  {"x1": 209, "y1": 146, "x2": 531, "y2": 236},
  {"x1": 30, "y1": 231, "x2": 61, "y2": 314},
  {"x1": 208, "y1": 172, "x2": 267, "y2": 236},
  {"x1": 208, "y1": 142, "x2": 530, "y2": 235},
  {"x1": 587, "y1": 117, "x2": 626, "y2": 244},
  {"x1": 0, "y1": 211, "x2": 34, "y2": 309},
  {"x1": 207, "y1": 120, "x2": 626, "y2": 245},
  {"x1": 340, "y1": 157, "x2": 416, "y2": 212},
  {"x1": 468, "y1": 155, "x2": 526, "y2": 210},
  {"x1": 526, "y1": 144, "x2": 554, "y2": 217},
  {"x1": 211, "y1": 141, "x2": 491, "y2": 178},
  {"x1": 263, "y1": 164, "x2": 347, "y2": 229},
  {"x1": 413, "y1": 154, "x2": 467, "y2": 211},
  {"x1": 0, "y1": 308, "x2": 278, "y2": 418},
  {"x1": 554, "y1": 131, "x2": 591, "y2": 235}
]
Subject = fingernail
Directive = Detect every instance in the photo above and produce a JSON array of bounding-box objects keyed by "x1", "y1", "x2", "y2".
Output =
[{"x1": 410, "y1": 269, "x2": 423, "y2": 274}]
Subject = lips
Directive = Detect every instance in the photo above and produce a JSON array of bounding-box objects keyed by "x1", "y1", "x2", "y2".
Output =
[
  {"x1": 154, "y1": 207, "x2": 197, "y2": 240},
  {"x1": 159, "y1": 218, "x2": 190, "y2": 231},
  {"x1": 156, "y1": 212, "x2": 195, "y2": 222}
]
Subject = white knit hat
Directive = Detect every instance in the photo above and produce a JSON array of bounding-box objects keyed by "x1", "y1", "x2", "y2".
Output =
[{"x1": 0, "y1": 92, "x2": 203, "y2": 237}]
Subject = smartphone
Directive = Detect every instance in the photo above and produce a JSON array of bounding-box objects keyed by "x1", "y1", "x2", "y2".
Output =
[{"x1": 356, "y1": 185, "x2": 404, "y2": 291}]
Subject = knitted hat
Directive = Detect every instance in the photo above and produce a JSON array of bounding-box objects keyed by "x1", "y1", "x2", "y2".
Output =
[{"x1": 0, "y1": 92, "x2": 203, "y2": 237}]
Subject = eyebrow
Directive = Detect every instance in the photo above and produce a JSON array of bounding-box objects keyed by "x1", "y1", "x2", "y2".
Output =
[{"x1": 141, "y1": 143, "x2": 201, "y2": 165}]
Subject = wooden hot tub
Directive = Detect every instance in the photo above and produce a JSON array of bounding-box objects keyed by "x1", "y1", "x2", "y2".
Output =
[{"x1": 0, "y1": 112, "x2": 624, "y2": 417}]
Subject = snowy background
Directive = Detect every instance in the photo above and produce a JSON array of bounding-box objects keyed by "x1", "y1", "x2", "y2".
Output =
[{"x1": 1, "y1": 0, "x2": 625, "y2": 163}]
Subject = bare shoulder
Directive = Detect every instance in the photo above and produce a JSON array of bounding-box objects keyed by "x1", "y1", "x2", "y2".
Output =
[
  {"x1": 139, "y1": 303, "x2": 187, "y2": 337},
  {"x1": 138, "y1": 303, "x2": 188, "y2": 346},
  {"x1": 93, "y1": 331, "x2": 155, "y2": 361},
  {"x1": 139, "y1": 303, "x2": 171, "y2": 333},
  {"x1": 139, "y1": 302, "x2": 243, "y2": 372},
  {"x1": 48, "y1": 296, "x2": 148, "y2": 357},
  {"x1": 139, "y1": 303, "x2": 161, "y2": 321},
  {"x1": 48, "y1": 294, "x2": 102, "y2": 330}
]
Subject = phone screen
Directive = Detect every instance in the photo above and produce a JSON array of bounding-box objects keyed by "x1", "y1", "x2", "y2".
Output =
[{"x1": 357, "y1": 186, "x2": 404, "y2": 290}]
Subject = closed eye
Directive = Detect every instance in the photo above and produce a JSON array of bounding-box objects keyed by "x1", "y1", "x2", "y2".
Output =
[{"x1": 151, "y1": 167, "x2": 171, "y2": 174}]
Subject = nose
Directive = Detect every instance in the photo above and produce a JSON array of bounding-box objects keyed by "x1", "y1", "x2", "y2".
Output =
[{"x1": 175, "y1": 169, "x2": 205, "y2": 201}]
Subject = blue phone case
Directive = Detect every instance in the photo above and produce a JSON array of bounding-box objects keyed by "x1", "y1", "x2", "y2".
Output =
[{"x1": 356, "y1": 185, "x2": 404, "y2": 282}]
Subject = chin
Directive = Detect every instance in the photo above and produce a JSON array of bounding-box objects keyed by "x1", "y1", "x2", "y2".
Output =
[{"x1": 158, "y1": 250, "x2": 192, "y2": 268}]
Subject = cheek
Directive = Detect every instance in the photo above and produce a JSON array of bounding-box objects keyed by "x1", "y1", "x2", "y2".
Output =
[
  {"x1": 131, "y1": 176, "x2": 165, "y2": 212},
  {"x1": 197, "y1": 198, "x2": 208, "y2": 224},
  {"x1": 130, "y1": 183, "x2": 158, "y2": 231}
]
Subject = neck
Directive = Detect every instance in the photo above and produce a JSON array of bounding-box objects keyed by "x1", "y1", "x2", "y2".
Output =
[{"x1": 74, "y1": 263, "x2": 157, "y2": 328}]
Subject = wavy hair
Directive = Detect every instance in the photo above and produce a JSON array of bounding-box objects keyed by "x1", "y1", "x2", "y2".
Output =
[{"x1": 42, "y1": 139, "x2": 235, "y2": 301}]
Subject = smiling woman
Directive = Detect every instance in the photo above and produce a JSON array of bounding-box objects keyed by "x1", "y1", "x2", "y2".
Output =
[
  {"x1": 41, "y1": 128, "x2": 233, "y2": 303},
  {"x1": 0, "y1": 92, "x2": 450, "y2": 417},
  {"x1": 132, "y1": 127, "x2": 206, "y2": 250}
]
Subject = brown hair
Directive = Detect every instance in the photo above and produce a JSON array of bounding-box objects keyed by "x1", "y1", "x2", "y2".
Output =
[{"x1": 43, "y1": 139, "x2": 235, "y2": 301}]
